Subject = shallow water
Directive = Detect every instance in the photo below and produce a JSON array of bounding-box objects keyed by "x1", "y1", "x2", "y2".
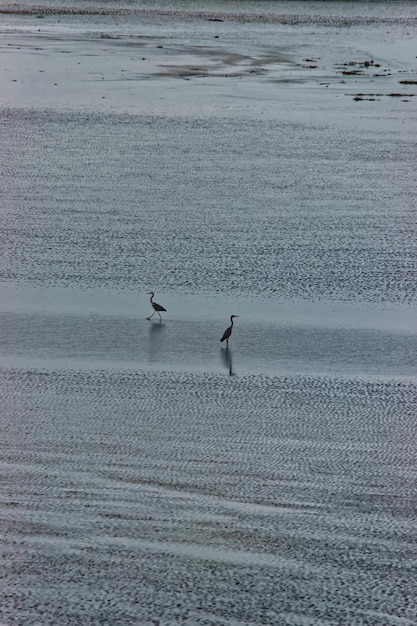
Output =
[{"x1": 1, "y1": 1, "x2": 416, "y2": 625}]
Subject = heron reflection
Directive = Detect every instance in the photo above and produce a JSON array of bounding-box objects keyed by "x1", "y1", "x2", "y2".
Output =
[
  {"x1": 220, "y1": 347, "x2": 235, "y2": 376},
  {"x1": 146, "y1": 317, "x2": 166, "y2": 362},
  {"x1": 149, "y1": 319, "x2": 165, "y2": 333}
]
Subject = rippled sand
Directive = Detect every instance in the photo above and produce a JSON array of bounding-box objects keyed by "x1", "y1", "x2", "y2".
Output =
[
  {"x1": 1, "y1": 1, "x2": 417, "y2": 624},
  {"x1": 2, "y1": 364, "x2": 417, "y2": 624}
]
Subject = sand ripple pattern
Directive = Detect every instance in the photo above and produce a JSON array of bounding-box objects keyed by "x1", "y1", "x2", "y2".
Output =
[
  {"x1": 1, "y1": 109, "x2": 416, "y2": 304},
  {"x1": 1, "y1": 367, "x2": 417, "y2": 625},
  {"x1": 1, "y1": 1, "x2": 416, "y2": 27}
]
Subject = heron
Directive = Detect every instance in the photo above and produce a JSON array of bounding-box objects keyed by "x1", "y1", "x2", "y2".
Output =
[
  {"x1": 147, "y1": 291, "x2": 167, "y2": 320},
  {"x1": 220, "y1": 315, "x2": 239, "y2": 348}
]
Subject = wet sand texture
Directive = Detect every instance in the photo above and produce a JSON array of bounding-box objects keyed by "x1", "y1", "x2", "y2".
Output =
[{"x1": 1, "y1": 1, "x2": 417, "y2": 625}]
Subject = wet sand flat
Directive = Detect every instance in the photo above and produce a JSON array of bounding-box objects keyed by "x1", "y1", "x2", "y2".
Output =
[
  {"x1": 2, "y1": 363, "x2": 417, "y2": 624},
  {"x1": 1, "y1": 1, "x2": 417, "y2": 624}
]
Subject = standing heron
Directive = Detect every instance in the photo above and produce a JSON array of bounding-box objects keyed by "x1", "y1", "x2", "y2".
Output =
[
  {"x1": 220, "y1": 315, "x2": 239, "y2": 348},
  {"x1": 147, "y1": 291, "x2": 167, "y2": 320}
]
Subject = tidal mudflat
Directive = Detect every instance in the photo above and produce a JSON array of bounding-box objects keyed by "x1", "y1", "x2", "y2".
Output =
[{"x1": 1, "y1": 1, "x2": 416, "y2": 624}]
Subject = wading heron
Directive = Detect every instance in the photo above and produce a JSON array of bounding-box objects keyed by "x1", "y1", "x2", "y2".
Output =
[
  {"x1": 220, "y1": 315, "x2": 239, "y2": 347},
  {"x1": 147, "y1": 291, "x2": 167, "y2": 320}
]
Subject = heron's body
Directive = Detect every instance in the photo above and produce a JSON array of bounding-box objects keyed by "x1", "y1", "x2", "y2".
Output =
[
  {"x1": 220, "y1": 315, "x2": 239, "y2": 347},
  {"x1": 147, "y1": 291, "x2": 166, "y2": 320}
]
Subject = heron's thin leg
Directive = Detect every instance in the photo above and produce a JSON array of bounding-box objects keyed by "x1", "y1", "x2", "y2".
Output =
[
  {"x1": 147, "y1": 310, "x2": 156, "y2": 320},
  {"x1": 158, "y1": 311, "x2": 162, "y2": 320}
]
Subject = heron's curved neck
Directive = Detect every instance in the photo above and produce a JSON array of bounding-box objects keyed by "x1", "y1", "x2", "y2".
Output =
[{"x1": 230, "y1": 317, "x2": 234, "y2": 326}]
